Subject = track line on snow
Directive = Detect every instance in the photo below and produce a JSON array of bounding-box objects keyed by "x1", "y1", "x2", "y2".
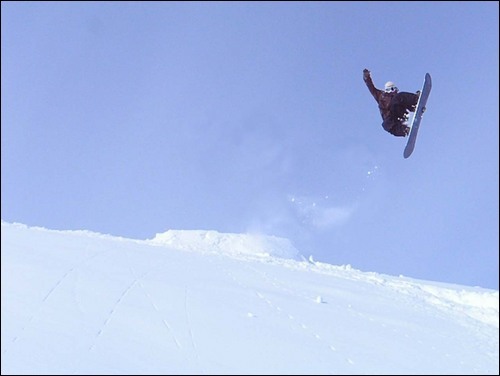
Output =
[
  {"x1": 121, "y1": 248, "x2": 202, "y2": 370},
  {"x1": 244, "y1": 263, "x2": 360, "y2": 365},
  {"x1": 216, "y1": 257, "x2": 344, "y2": 358},
  {"x1": 252, "y1": 263, "x2": 345, "y2": 355},
  {"x1": 183, "y1": 286, "x2": 201, "y2": 362},
  {"x1": 126, "y1": 264, "x2": 183, "y2": 351},
  {"x1": 4, "y1": 243, "x2": 107, "y2": 354},
  {"x1": 88, "y1": 277, "x2": 139, "y2": 351}
]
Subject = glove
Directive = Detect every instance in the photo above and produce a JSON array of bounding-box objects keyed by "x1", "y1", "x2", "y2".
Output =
[{"x1": 363, "y1": 69, "x2": 370, "y2": 80}]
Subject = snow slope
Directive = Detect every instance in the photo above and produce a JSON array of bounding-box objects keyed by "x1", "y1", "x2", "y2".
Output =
[{"x1": 1, "y1": 221, "x2": 498, "y2": 374}]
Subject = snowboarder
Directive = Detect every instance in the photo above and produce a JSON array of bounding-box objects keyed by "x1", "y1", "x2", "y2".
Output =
[{"x1": 363, "y1": 68, "x2": 420, "y2": 137}]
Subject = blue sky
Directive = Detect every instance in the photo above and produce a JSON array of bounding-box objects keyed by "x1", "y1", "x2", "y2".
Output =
[{"x1": 2, "y1": 2, "x2": 498, "y2": 289}]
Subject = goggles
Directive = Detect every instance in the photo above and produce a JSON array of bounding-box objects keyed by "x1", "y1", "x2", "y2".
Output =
[{"x1": 385, "y1": 86, "x2": 398, "y2": 93}]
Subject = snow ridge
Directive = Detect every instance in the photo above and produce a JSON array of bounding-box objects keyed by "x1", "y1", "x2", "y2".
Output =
[{"x1": 148, "y1": 229, "x2": 301, "y2": 260}]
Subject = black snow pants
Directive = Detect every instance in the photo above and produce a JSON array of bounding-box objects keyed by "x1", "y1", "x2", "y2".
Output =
[{"x1": 382, "y1": 92, "x2": 419, "y2": 137}]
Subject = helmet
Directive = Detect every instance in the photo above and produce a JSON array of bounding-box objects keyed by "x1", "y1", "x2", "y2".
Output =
[{"x1": 385, "y1": 81, "x2": 398, "y2": 93}]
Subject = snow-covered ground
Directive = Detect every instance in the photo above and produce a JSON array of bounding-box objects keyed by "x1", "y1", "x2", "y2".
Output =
[{"x1": 1, "y1": 221, "x2": 498, "y2": 374}]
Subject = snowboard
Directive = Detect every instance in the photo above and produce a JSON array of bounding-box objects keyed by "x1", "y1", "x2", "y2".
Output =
[{"x1": 403, "y1": 73, "x2": 432, "y2": 159}]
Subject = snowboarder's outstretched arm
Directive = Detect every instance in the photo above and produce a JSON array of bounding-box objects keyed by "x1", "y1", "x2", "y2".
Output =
[{"x1": 363, "y1": 69, "x2": 382, "y2": 102}]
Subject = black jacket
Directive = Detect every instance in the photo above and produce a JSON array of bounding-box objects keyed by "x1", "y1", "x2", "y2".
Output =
[{"x1": 363, "y1": 75, "x2": 397, "y2": 121}]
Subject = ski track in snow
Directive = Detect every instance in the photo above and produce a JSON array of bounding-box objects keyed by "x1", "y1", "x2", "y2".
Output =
[
  {"x1": 246, "y1": 263, "x2": 357, "y2": 366},
  {"x1": 206, "y1": 253, "x2": 356, "y2": 367},
  {"x1": 183, "y1": 286, "x2": 203, "y2": 371},
  {"x1": 131, "y1": 269, "x2": 183, "y2": 351},
  {"x1": 121, "y1": 248, "x2": 204, "y2": 371},
  {"x1": 4, "y1": 243, "x2": 108, "y2": 355},
  {"x1": 123, "y1": 249, "x2": 184, "y2": 352},
  {"x1": 88, "y1": 274, "x2": 139, "y2": 352}
]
